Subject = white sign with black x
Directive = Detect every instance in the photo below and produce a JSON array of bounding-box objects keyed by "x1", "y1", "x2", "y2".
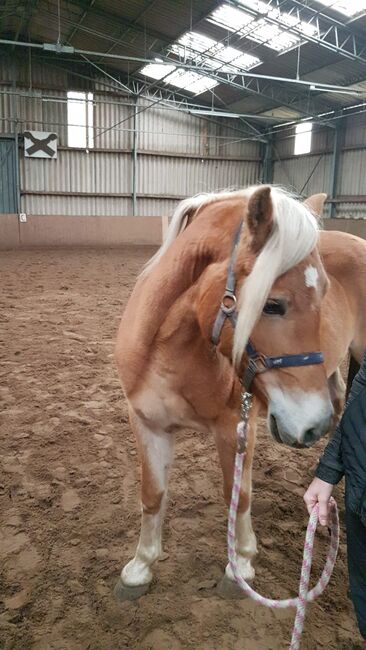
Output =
[{"x1": 24, "y1": 131, "x2": 58, "y2": 159}]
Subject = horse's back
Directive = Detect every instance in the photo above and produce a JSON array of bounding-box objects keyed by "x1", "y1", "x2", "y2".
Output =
[
  {"x1": 320, "y1": 229, "x2": 366, "y2": 264},
  {"x1": 320, "y1": 229, "x2": 366, "y2": 361},
  {"x1": 320, "y1": 229, "x2": 366, "y2": 302}
]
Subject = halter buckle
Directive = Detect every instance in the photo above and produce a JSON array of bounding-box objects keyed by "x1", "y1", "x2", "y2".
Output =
[
  {"x1": 242, "y1": 354, "x2": 268, "y2": 390},
  {"x1": 221, "y1": 291, "x2": 237, "y2": 315}
]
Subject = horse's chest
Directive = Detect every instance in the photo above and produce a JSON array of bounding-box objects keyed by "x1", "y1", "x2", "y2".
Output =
[{"x1": 130, "y1": 368, "x2": 222, "y2": 433}]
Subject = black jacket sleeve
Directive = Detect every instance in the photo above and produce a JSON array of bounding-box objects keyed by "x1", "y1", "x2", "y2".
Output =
[{"x1": 315, "y1": 351, "x2": 366, "y2": 485}]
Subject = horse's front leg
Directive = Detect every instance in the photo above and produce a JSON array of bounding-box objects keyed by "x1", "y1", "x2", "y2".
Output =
[
  {"x1": 214, "y1": 403, "x2": 258, "y2": 593},
  {"x1": 115, "y1": 409, "x2": 175, "y2": 601}
]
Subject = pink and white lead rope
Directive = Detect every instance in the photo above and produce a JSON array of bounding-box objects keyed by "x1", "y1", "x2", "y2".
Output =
[{"x1": 228, "y1": 396, "x2": 340, "y2": 650}]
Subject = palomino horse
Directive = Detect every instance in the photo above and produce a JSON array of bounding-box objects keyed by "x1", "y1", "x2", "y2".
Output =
[{"x1": 114, "y1": 185, "x2": 366, "y2": 600}]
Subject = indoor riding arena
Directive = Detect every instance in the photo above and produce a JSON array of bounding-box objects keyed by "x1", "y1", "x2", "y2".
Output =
[{"x1": 1, "y1": 1, "x2": 366, "y2": 649}]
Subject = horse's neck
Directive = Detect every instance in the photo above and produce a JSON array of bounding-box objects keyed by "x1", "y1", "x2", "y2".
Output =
[
  {"x1": 118, "y1": 211, "x2": 240, "y2": 394},
  {"x1": 121, "y1": 235, "x2": 215, "y2": 344}
]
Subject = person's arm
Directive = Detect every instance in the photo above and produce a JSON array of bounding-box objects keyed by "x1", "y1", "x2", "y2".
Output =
[
  {"x1": 304, "y1": 350, "x2": 366, "y2": 525},
  {"x1": 315, "y1": 350, "x2": 366, "y2": 484},
  {"x1": 315, "y1": 423, "x2": 344, "y2": 484},
  {"x1": 304, "y1": 418, "x2": 343, "y2": 526}
]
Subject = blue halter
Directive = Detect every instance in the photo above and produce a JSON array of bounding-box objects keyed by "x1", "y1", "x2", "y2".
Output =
[{"x1": 211, "y1": 221, "x2": 324, "y2": 390}]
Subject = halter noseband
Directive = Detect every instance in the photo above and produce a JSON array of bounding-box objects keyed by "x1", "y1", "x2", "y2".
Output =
[{"x1": 211, "y1": 221, "x2": 324, "y2": 391}]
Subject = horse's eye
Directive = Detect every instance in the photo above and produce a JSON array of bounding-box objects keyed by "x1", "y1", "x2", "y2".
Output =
[{"x1": 263, "y1": 299, "x2": 286, "y2": 316}]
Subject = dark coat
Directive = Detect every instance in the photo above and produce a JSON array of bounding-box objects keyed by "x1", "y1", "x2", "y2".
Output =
[{"x1": 316, "y1": 351, "x2": 366, "y2": 525}]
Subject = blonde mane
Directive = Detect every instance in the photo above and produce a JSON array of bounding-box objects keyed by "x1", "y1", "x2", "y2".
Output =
[
  {"x1": 142, "y1": 189, "x2": 241, "y2": 275},
  {"x1": 233, "y1": 186, "x2": 319, "y2": 366}
]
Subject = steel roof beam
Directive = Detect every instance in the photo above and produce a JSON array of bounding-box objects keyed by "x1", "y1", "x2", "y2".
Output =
[
  {"x1": 227, "y1": 0, "x2": 366, "y2": 64},
  {"x1": 0, "y1": 36, "x2": 337, "y2": 123},
  {"x1": 68, "y1": 0, "x2": 179, "y2": 47},
  {"x1": 12, "y1": 0, "x2": 40, "y2": 44},
  {"x1": 65, "y1": 0, "x2": 97, "y2": 44}
]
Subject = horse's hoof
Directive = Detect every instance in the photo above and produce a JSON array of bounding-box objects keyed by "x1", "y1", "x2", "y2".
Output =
[
  {"x1": 216, "y1": 574, "x2": 248, "y2": 600},
  {"x1": 113, "y1": 577, "x2": 150, "y2": 602}
]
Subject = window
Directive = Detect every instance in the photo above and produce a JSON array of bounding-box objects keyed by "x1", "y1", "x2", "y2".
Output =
[
  {"x1": 294, "y1": 122, "x2": 312, "y2": 155},
  {"x1": 67, "y1": 91, "x2": 94, "y2": 148}
]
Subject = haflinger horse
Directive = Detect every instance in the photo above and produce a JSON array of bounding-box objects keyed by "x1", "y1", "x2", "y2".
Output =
[{"x1": 114, "y1": 185, "x2": 366, "y2": 601}]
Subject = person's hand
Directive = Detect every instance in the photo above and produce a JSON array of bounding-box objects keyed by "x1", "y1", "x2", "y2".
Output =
[{"x1": 303, "y1": 477, "x2": 334, "y2": 526}]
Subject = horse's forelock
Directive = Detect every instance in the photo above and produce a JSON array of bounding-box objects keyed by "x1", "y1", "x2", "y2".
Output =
[{"x1": 232, "y1": 187, "x2": 319, "y2": 367}]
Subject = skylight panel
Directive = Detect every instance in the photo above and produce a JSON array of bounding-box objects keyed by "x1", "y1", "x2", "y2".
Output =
[
  {"x1": 173, "y1": 31, "x2": 217, "y2": 54},
  {"x1": 209, "y1": 3, "x2": 318, "y2": 53},
  {"x1": 248, "y1": 19, "x2": 300, "y2": 51},
  {"x1": 215, "y1": 47, "x2": 261, "y2": 71},
  {"x1": 280, "y1": 12, "x2": 318, "y2": 38},
  {"x1": 209, "y1": 4, "x2": 254, "y2": 32},
  {"x1": 140, "y1": 63, "x2": 176, "y2": 80},
  {"x1": 170, "y1": 31, "x2": 261, "y2": 72},
  {"x1": 238, "y1": 0, "x2": 271, "y2": 12},
  {"x1": 139, "y1": 63, "x2": 218, "y2": 95},
  {"x1": 315, "y1": 0, "x2": 366, "y2": 17},
  {"x1": 238, "y1": 0, "x2": 318, "y2": 36},
  {"x1": 164, "y1": 69, "x2": 218, "y2": 94}
]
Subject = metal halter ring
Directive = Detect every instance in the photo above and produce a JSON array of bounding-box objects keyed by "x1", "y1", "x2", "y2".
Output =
[{"x1": 221, "y1": 291, "x2": 237, "y2": 315}]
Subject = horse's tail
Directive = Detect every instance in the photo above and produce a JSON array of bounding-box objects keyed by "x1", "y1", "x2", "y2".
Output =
[{"x1": 142, "y1": 193, "x2": 212, "y2": 275}]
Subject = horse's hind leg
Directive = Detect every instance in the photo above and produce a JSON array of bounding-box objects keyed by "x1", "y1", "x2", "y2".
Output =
[
  {"x1": 115, "y1": 410, "x2": 175, "y2": 601},
  {"x1": 213, "y1": 408, "x2": 258, "y2": 597}
]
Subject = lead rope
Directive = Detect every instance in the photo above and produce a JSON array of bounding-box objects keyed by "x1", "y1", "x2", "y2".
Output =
[{"x1": 228, "y1": 391, "x2": 340, "y2": 650}]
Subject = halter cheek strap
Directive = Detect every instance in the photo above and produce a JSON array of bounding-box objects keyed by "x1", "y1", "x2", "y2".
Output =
[
  {"x1": 211, "y1": 221, "x2": 324, "y2": 390},
  {"x1": 211, "y1": 221, "x2": 243, "y2": 346}
]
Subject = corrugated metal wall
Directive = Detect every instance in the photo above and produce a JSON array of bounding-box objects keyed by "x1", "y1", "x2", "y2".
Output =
[
  {"x1": 3, "y1": 56, "x2": 365, "y2": 221},
  {"x1": 0, "y1": 58, "x2": 261, "y2": 217},
  {"x1": 272, "y1": 153, "x2": 333, "y2": 196},
  {"x1": 273, "y1": 115, "x2": 366, "y2": 219}
]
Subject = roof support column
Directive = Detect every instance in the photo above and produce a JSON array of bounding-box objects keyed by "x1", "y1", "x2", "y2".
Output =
[
  {"x1": 329, "y1": 122, "x2": 342, "y2": 218},
  {"x1": 131, "y1": 95, "x2": 138, "y2": 216},
  {"x1": 261, "y1": 133, "x2": 273, "y2": 184}
]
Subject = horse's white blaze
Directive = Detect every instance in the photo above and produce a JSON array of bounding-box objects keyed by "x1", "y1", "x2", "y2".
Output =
[
  {"x1": 267, "y1": 387, "x2": 333, "y2": 445},
  {"x1": 225, "y1": 510, "x2": 256, "y2": 581},
  {"x1": 121, "y1": 423, "x2": 174, "y2": 587},
  {"x1": 304, "y1": 265, "x2": 319, "y2": 289}
]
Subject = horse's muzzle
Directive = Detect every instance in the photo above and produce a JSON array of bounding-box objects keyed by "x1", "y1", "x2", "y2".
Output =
[{"x1": 269, "y1": 410, "x2": 332, "y2": 449}]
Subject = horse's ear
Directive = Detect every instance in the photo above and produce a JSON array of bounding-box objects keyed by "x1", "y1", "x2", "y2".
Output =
[
  {"x1": 246, "y1": 185, "x2": 273, "y2": 251},
  {"x1": 304, "y1": 193, "x2": 327, "y2": 217}
]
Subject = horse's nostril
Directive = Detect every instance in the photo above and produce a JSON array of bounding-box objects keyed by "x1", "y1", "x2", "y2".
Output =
[{"x1": 303, "y1": 428, "x2": 316, "y2": 447}]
